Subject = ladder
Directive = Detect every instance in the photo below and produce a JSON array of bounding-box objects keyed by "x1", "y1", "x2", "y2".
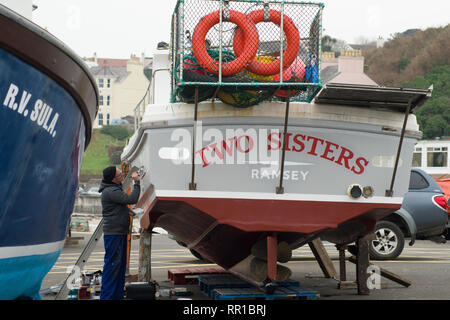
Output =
[{"x1": 55, "y1": 166, "x2": 143, "y2": 300}]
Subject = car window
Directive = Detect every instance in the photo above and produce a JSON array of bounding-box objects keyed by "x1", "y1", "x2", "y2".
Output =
[{"x1": 409, "y1": 171, "x2": 429, "y2": 190}]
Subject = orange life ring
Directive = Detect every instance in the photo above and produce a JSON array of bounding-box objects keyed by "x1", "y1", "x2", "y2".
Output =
[
  {"x1": 233, "y1": 9, "x2": 300, "y2": 76},
  {"x1": 192, "y1": 10, "x2": 259, "y2": 76}
]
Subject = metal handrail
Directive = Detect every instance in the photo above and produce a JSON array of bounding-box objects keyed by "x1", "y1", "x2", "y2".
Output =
[
  {"x1": 133, "y1": 82, "x2": 151, "y2": 132},
  {"x1": 133, "y1": 68, "x2": 171, "y2": 132}
]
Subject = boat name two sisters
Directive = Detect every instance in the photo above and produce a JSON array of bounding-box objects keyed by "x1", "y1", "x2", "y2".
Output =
[
  {"x1": 169, "y1": 125, "x2": 370, "y2": 179},
  {"x1": 2, "y1": 83, "x2": 59, "y2": 138}
]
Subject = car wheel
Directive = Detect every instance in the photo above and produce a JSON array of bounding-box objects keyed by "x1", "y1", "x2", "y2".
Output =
[{"x1": 369, "y1": 221, "x2": 405, "y2": 260}]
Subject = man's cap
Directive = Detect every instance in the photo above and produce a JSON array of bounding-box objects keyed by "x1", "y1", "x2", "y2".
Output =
[{"x1": 103, "y1": 166, "x2": 117, "y2": 183}]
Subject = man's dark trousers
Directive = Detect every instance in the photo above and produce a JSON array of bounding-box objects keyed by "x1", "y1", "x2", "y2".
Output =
[{"x1": 100, "y1": 234, "x2": 127, "y2": 300}]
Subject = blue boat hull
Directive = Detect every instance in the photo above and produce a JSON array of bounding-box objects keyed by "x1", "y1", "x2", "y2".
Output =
[
  {"x1": 0, "y1": 48, "x2": 87, "y2": 299},
  {"x1": 1, "y1": 251, "x2": 61, "y2": 300}
]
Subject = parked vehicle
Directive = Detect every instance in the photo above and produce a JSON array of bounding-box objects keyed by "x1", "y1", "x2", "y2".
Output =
[
  {"x1": 77, "y1": 187, "x2": 86, "y2": 197},
  {"x1": 85, "y1": 187, "x2": 101, "y2": 196},
  {"x1": 111, "y1": 119, "x2": 129, "y2": 126},
  {"x1": 447, "y1": 198, "x2": 450, "y2": 240},
  {"x1": 369, "y1": 169, "x2": 448, "y2": 260}
]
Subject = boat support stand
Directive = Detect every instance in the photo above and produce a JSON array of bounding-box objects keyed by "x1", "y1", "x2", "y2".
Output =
[
  {"x1": 276, "y1": 90, "x2": 291, "y2": 194},
  {"x1": 263, "y1": 232, "x2": 279, "y2": 294},
  {"x1": 336, "y1": 234, "x2": 411, "y2": 293},
  {"x1": 189, "y1": 86, "x2": 199, "y2": 190},
  {"x1": 386, "y1": 98, "x2": 412, "y2": 197},
  {"x1": 264, "y1": 91, "x2": 291, "y2": 292}
]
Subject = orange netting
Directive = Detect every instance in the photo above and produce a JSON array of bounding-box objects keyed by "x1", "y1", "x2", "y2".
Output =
[{"x1": 436, "y1": 179, "x2": 450, "y2": 200}]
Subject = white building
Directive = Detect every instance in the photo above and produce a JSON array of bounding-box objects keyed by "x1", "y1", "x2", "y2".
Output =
[
  {"x1": 412, "y1": 139, "x2": 450, "y2": 179},
  {"x1": 85, "y1": 53, "x2": 152, "y2": 128}
]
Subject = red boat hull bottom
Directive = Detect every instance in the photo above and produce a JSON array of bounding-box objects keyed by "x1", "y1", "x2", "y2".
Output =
[{"x1": 143, "y1": 195, "x2": 400, "y2": 269}]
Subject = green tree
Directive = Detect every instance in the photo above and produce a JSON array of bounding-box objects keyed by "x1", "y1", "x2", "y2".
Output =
[
  {"x1": 420, "y1": 114, "x2": 449, "y2": 138},
  {"x1": 321, "y1": 35, "x2": 336, "y2": 52},
  {"x1": 404, "y1": 65, "x2": 450, "y2": 139},
  {"x1": 399, "y1": 58, "x2": 410, "y2": 71}
]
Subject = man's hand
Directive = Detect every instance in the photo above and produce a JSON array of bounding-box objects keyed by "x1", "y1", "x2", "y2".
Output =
[{"x1": 131, "y1": 172, "x2": 140, "y2": 182}]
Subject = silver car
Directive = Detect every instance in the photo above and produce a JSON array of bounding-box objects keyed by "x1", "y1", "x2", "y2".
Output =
[{"x1": 369, "y1": 169, "x2": 448, "y2": 260}]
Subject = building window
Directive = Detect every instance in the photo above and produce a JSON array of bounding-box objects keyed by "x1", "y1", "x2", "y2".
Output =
[
  {"x1": 99, "y1": 95, "x2": 104, "y2": 106},
  {"x1": 427, "y1": 147, "x2": 448, "y2": 167},
  {"x1": 107, "y1": 95, "x2": 111, "y2": 106},
  {"x1": 107, "y1": 79, "x2": 111, "y2": 88},
  {"x1": 412, "y1": 147, "x2": 422, "y2": 167},
  {"x1": 98, "y1": 78, "x2": 104, "y2": 88},
  {"x1": 107, "y1": 113, "x2": 110, "y2": 125},
  {"x1": 98, "y1": 113, "x2": 103, "y2": 126}
]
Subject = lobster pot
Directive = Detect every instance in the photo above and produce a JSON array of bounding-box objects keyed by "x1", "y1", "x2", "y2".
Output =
[{"x1": 171, "y1": 0, "x2": 324, "y2": 107}]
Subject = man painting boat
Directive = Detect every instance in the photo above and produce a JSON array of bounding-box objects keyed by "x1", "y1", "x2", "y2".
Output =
[{"x1": 99, "y1": 166, "x2": 140, "y2": 300}]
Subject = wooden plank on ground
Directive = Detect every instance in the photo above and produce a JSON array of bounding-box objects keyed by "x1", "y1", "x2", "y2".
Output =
[
  {"x1": 168, "y1": 267, "x2": 228, "y2": 284},
  {"x1": 308, "y1": 238, "x2": 336, "y2": 279},
  {"x1": 348, "y1": 256, "x2": 412, "y2": 287}
]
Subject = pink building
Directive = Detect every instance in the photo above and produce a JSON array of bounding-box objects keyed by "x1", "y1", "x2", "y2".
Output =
[{"x1": 321, "y1": 51, "x2": 378, "y2": 86}]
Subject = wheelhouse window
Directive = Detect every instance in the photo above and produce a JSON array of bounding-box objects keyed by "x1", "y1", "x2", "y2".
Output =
[{"x1": 427, "y1": 147, "x2": 448, "y2": 167}]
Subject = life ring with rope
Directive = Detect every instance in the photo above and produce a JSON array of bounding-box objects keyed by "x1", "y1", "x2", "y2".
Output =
[
  {"x1": 233, "y1": 9, "x2": 300, "y2": 76},
  {"x1": 192, "y1": 10, "x2": 259, "y2": 76}
]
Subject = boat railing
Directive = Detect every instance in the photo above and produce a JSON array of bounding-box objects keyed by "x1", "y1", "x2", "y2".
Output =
[
  {"x1": 133, "y1": 67, "x2": 172, "y2": 132},
  {"x1": 133, "y1": 81, "x2": 152, "y2": 132}
]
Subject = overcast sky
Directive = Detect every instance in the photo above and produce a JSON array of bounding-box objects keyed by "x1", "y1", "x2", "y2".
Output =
[{"x1": 31, "y1": 0, "x2": 450, "y2": 59}]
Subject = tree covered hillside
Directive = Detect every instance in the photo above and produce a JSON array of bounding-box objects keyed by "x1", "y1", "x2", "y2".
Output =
[
  {"x1": 364, "y1": 25, "x2": 450, "y2": 86},
  {"x1": 404, "y1": 65, "x2": 450, "y2": 139},
  {"x1": 362, "y1": 25, "x2": 450, "y2": 139}
]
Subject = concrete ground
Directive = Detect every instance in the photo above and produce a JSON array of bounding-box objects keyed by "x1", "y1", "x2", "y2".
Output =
[{"x1": 41, "y1": 215, "x2": 450, "y2": 301}]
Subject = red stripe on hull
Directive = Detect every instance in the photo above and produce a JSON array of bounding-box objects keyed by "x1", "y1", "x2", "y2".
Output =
[
  {"x1": 146, "y1": 196, "x2": 400, "y2": 269},
  {"x1": 156, "y1": 196, "x2": 400, "y2": 234}
]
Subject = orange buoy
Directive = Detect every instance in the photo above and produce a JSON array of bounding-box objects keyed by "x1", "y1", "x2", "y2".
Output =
[
  {"x1": 233, "y1": 9, "x2": 300, "y2": 76},
  {"x1": 192, "y1": 10, "x2": 259, "y2": 76}
]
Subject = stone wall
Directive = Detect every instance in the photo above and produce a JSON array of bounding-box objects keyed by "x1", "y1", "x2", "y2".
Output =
[{"x1": 74, "y1": 195, "x2": 102, "y2": 215}]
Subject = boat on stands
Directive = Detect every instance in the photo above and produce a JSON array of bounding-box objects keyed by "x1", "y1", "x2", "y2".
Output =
[
  {"x1": 122, "y1": 0, "x2": 431, "y2": 285},
  {"x1": 0, "y1": 4, "x2": 98, "y2": 299}
]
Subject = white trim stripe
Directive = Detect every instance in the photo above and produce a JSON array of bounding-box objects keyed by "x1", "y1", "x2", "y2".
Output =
[
  {"x1": 0, "y1": 240, "x2": 65, "y2": 259},
  {"x1": 155, "y1": 190, "x2": 403, "y2": 205}
]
